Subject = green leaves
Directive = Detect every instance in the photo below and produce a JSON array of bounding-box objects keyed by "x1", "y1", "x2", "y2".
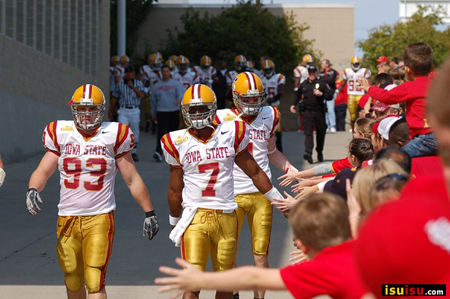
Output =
[
  {"x1": 357, "y1": 5, "x2": 450, "y2": 74},
  {"x1": 162, "y1": 0, "x2": 321, "y2": 77}
]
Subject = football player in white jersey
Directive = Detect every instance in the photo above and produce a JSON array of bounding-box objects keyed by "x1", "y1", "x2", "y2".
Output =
[
  {"x1": 338, "y1": 56, "x2": 371, "y2": 130},
  {"x1": 216, "y1": 72, "x2": 297, "y2": 299},
  {"x1": 162, "y1": 84, "x2": 282, "y2": 299},
  {"x1": 293, "y1": 54, "x2": 314, "y2": 91},
  {"x1": 26, "y1": 84, "x2": 159, "y2": 299},
  {"x1": 147, "y1": 52, "x2": 164, "y2": 89},
  {"x1": 193, "y1": 55, "x2": 218, "y2": 88},
  {"x1": 114, "y1": 55, "x2": 129, "y2": 83},
  {"x1": 261, "y1": 59, "x2": 286, "y2": 152},
  {"x1": 172, "y1": 55, "x2": 199, "y2": 91}
]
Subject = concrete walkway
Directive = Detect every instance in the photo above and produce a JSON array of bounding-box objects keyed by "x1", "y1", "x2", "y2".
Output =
[{"x1": 0, "y1": 128, "x2": 351, "y2": 299}]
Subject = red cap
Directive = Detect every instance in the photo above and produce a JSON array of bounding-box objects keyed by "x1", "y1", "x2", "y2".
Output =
[
  {"x1": 371, "y1": 101, "x2": 389, "y2": 113},
  {"x1": 376, "y1": 56, "x2": 388, "y2": 63},
  {"x1": 355, "y1": 176, "x2": 450, "y2": 298}
]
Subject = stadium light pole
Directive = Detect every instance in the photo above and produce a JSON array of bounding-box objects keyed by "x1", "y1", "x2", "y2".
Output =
[{"x1": 117, "y1": 0, "x2": 126, "y2": 56}]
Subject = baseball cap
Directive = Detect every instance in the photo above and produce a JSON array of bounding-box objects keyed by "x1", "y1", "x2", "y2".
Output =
[
  {"x1": 355, "y1": 176, "x2": 450, "y2": 297},
  {"x1": 125, "y1": 65, "x2": 136, "y2": 73},
  {"x1": 376, "y1": 56, "x2": 388, "y2": 63},
  {"x1": 307, "y1": 65, "x2": 318, "y2": 73},
  {"x1": 323, "y1": 168, "x2": 358, "y2": 201},
  {"x1": 371, "y1": 101, "x2": 389, "y2": 113},
  {"x1": 378, "y1": 115, "x2": 402, "y2": 140}
]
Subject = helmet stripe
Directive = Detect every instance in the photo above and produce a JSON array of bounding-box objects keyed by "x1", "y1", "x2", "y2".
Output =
[
  {"x1": 244, "y1": 72, "x2": 256, "y2": 90},
  {"x1": 196, "y1": 84, "x2": 201, "y2": 99}
]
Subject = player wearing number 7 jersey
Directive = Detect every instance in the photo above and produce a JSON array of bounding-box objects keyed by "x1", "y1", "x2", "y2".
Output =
[
  {"x1": 26, "y1": 84, "x2": 159, "y2": 299},
  {"x1": 338, "y1": 56, "x2": 371, "y2": 130},
  {"x1": 216, "y1": 72, "x2": 298, "y2": 299},
  {"x1": 161, "y1": 84, "x2": 282, "y2": 299}
]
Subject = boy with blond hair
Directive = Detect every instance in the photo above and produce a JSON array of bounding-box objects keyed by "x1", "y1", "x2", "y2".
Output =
[{"x1": 155, "y1": 193, "x2": 368, "y2": 299}]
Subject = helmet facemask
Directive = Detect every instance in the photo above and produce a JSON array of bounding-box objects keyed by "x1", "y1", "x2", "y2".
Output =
[
  {"x1": 352, "y1": 62, "x2": 361, "y2": 72},
  {"x1": 72, "y1": 104, "x2": 105, "y2": 131},
  {"x1": 182, "y1": 102, "x2": 217, "y2": 129},
  {"x1": 233, "y1": 93, "x2": 265, "y2": 116},
  {"x1": 264, "y1": 68, "x2": 274, "y2": 79}
]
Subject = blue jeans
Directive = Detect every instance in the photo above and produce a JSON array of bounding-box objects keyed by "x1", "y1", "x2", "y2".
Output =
[
  {"x1": 325, "y1": 96, "x2": 336, "y2": 129},
  {"x1": 401, "y1": 132, "x2": 438, "y2": 158}
]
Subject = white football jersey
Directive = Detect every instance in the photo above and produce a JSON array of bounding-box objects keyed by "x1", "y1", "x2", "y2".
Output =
[
  {"x1": 148, "y1": 70, "x2": 163, "y2": 89},
  {"x1": 161, "y1": 121, "x2": 249, "y2": 210},
  {"x1": 261, "y1": 73, "x2": 286, "y2": 107},
  {"x1": 140, "y1": 64, "x2": 153, "y2": 86},
  {"x1": 226, "y1": 70, "x2": 239, "y2": 86},
  {"x1": 114, "y1": 65, "x2": 125, "y2": 80},
  {"x1": 215, "y1": 107, "x2": 280, "y2": 194},
  {"x1": 294, "y1": 65, "x2": 308, "y2": 84},
  {"x1": 194, "y1": 66, "x2": 217, "y2": 88},
  {"x1": 342, "y1": 68, "x2": 371, "y2": 95},
  {"x1": 43, "y1": 121, "x2": 135, "y2": 216},
  {"x1": 172, "y1": 71, "x2": 200, "y2": 91}
]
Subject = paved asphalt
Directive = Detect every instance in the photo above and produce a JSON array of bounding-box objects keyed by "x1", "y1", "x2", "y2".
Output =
[{"x1": 0, "y1": 128, "x2": 351, "y2": 299}]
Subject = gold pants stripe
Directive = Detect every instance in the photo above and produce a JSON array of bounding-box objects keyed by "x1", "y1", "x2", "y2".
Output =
[{"x1": 347, "y1": 94, "x2": 363, "y2": 121}]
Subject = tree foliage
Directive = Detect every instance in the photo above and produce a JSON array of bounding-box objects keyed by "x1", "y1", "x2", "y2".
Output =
[
  {"x1": 358, "y1": 5, "x2": 450, "y2": 74},
  {"x1": 163, "y1": 0, "x2": 321, "y2": 77},
  {"x1": 110, "y1": 0, "x2": 154, "y2": 60}
]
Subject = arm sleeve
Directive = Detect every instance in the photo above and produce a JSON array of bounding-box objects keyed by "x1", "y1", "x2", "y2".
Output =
[
  {"x1": 234, "y1": 121, "x2": 250, "y2": 155},
  {"x1": 291, "y1": 85, "x2": 302, "y2": 106},
  {"x1": 161, "y1": 134, "x2": 182, "y2": 168},
  {"x1": 150, "y1": 87, "x2": 157, "y2": 117},
  {"x1": 114, "y1": 123, "x2": 135, "y2": 158},
  {"x1": 43, "y1": 121, "x2": 61, "y2": 155},
  {"x1": 367, "y1": 84, "x2": 409, "y2": 105},
  {"x1": 313, "y1": 163, "x2": 333, "y2": 176}
]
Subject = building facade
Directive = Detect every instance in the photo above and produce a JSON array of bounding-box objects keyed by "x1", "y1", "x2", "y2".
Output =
[{"x1": 0, "y1": 0, "x2": 110, "y2": 163}]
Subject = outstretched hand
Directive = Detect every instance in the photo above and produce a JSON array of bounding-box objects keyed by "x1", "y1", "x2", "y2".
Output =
[
  {"x1": 272, "y1": 191, "x2": 297, "y2": 212},
  {"x1": 155, "y1": 258, "x2": 202, "y2": 299},
  {"x1": 357, "y1": 78, "x2": 371, "y2": 92}
]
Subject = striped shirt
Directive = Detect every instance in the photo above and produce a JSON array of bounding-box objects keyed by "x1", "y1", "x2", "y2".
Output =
[{"x1": 112, "y1": 80, "x2": 144, "y2": 107}]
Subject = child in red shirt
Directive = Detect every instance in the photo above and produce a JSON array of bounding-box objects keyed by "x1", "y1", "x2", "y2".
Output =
[
  {"x1": 155, "y1": 193, "x2": 368, "y2": 299},
  {"x1": 360, "y1": 42, "x2": 437, "y2": 158}
]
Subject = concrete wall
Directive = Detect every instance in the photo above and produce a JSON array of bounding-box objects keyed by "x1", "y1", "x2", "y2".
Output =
[{"x1": 0, "y1": 0, "x2": 110, "y2": 164}]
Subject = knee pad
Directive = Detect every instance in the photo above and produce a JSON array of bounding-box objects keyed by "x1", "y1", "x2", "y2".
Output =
[{"x1": 84, "y1": 266, "x2": 105, "y2": 293}]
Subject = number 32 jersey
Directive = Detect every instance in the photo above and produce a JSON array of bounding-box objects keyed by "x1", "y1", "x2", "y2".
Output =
[
  {"x1": 342, "y1": 68, "x2": 371, "y2": 96},
  {"x1": 161, "y1": 121, "x2": 249, "y2": 211},
  {"x1": 43, "y1": 121, "x2": 135, "y2": 216}
]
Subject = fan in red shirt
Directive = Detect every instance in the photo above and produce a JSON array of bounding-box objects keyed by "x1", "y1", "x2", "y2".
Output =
[
  {"x1": 334, "y1": 73, "x2": 348, "y2": 131},
  {"x1": 359, "y1": 42, "x2": 437, "y2": 158},
  {"x1": 156, "y1": 193, "x2": 369, "y2": 299}
]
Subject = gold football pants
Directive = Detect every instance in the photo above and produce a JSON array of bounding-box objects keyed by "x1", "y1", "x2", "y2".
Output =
[
  {"x1": 347, "y1": 94, "x2": 363, "y2": 122},
  {"x1": 235, "y1": 192, "x2": 273, "y2": 255},
  {"x1": 56, "y1": 212, "x2": 115, "y2": 293},
  {"x1": 181, "y1": 209, "x2": 237, "y2": 273}
]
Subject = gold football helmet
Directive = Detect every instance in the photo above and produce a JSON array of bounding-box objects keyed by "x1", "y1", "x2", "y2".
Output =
[
  {"x1": 177, "y1": 55, "x2": 190, "y2": 73},
  {"x1": 232, "y1": 72, "x2": 265, "y2": 115},
  {"x1": 111, "y1": 56, "x2": 119, "y2": 66},
  {"x1": 302, "y1": 54, "x2": 314, "y2": 65},
  {"x1": 200, "y1": 55, "x2": 212, "y2": 70},
  {"x1": 165, "y1": 60, "x2": 176, "y2": 71},
  {"x1": 119, "y1": 55, "x2": 130, "y2": 67},
  {"x1": 69, "y1": 84, "x2": 106, "y2": 131},
  {"x1": 235, "y1": 55, "x2": 248, "y2": 72},
  {"x1": 149, "y1": 53, "x2": 164, "y2": 71},
  {"x1": 169, "y1": 55, "x2": 178, "y2": 63},
  {"x1": 181, "y1": 84, "x2": 217, "y2": 129},
  {"x1": 351, "y1": 56, "x2": 362, "y2": 71},
  {"x1": 262, "y1": 59, "x2": 275, "y2": 79}
]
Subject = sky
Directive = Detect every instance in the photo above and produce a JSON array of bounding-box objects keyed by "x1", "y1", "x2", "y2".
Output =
[{"x1": 189, "y1": 0, "x2": 401, "y2": 57}]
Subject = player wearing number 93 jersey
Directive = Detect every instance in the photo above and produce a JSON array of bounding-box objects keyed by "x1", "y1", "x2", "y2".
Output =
[
  {"x1": 26, "y1": 84, "x2": 158, "y2": 298},
  {"x1": 161, "y1": 84, "x2": 282, "y2": 299}
]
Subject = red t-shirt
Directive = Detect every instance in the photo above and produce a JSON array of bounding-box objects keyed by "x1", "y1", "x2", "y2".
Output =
[
  {"x1": 355, "y1": 174, "x2": 450, "y2": 297},
  {"x1": 367, "y1": 77, "x2": 433, "y2": 138},
  {"x1": 410, "y1": 156, "x2": 443, "y2": 179},
  {"x1": 358, "y1": 93, "x2": 370, "y2": 109},
  {"x1": 335, "y1": 79, "x2": 348, "y2": 106},
  {"x1": 280, "y1": 241, "x2": 368, "y2": 299},
  {"x1": 331, "y1": 157, "x2": 352, "y2": 173}
]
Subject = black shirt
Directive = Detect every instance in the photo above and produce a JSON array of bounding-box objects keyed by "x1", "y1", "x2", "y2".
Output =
[
  {"x1": 319, "y1": 68, "x2": 337, "y2": 94},
  {"x1": 292, "y1": 78, "x2": 333, "y2": 107}
]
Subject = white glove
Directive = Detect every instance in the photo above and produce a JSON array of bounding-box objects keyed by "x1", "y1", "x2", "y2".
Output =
[
  {"x1": 0, "y1": 168, "x2": 5, "y2": 188},
  {"x1": 143, "y1": 210, "x2": 159, "y2": 240},
  {"x1": 26, "y1": 188, "x2": 43, "y2": 215}
]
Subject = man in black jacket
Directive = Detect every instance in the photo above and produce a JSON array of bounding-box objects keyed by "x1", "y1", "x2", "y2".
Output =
[{"x1": 291, "y1": 65, "x2": 333, "y2": 164}]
